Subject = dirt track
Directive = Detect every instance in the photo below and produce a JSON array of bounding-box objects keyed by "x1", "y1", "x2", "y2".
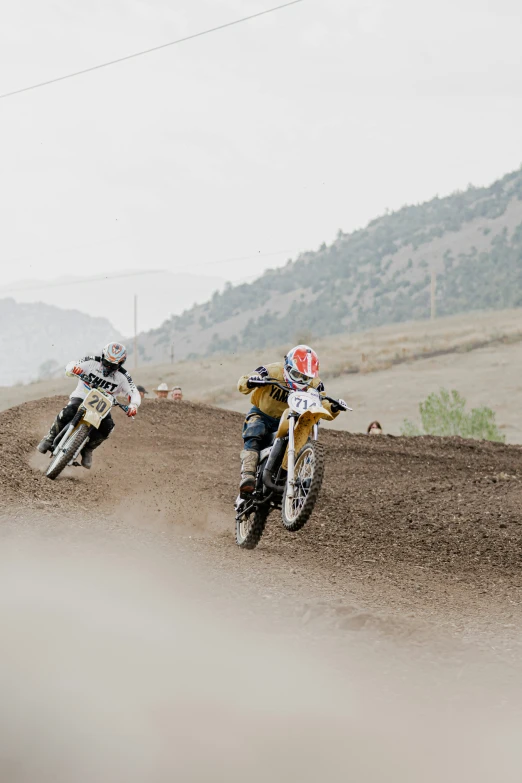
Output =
[
  {"x1": 3, "y1": 396, "x2": 522, "y2": 779},
  {"x1": 3, "y1": 395, "x2": 522, "y2": 637}
]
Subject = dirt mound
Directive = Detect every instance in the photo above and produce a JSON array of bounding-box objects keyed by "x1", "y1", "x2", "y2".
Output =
[
  {"x1": 0, "y1": 397, "x2": 240, "y2": 526},
  {"x1": 286, "y1": 431, "x2": 522, "y2": 574},
  {"x1": 2, "y1": 396, "x2": 522, "y2": 595}
]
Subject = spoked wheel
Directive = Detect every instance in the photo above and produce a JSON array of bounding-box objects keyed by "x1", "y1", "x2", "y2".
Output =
[
  {"x1": 236, "y1": 503, "x2": 269, "y2": 549},
  {"x1": 46, "y1": 425, "x2": 89, "y2": 481},
  {"x1": 282, "y1": 441, "x2": 325, "y2": 532}
]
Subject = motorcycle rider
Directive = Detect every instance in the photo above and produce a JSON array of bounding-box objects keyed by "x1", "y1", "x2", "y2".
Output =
[
  {"x1": 37, "y1": 342, "x2": 140, "y2": 469},
  {"x1": 237, "y1": 344, "x2": 348, "y2": 495}
]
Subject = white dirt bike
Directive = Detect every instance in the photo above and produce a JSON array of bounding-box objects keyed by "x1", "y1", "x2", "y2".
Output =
[
  {"x1": 45, "y1": 376, "x2": 129, "y2": 481},
  {"x1": 235, "y1": 379, "x2": 351, "y2": 549}
]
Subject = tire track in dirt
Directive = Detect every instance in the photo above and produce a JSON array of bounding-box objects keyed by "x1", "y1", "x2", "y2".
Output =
[{"x1": 2, "y1": 396, "x2": 522, "y2": 644}]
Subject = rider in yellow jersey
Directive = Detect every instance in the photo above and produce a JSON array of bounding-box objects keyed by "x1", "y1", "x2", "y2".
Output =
[{"x1": 237, "y1": 345, "x2": 348, "y2": 495}]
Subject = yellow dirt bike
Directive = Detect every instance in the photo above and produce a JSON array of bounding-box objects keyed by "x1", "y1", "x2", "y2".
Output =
[
  {"x1": 45, "y1": 376, "x2": 129, "y2": 480},
  {"x1": 235, "y1": 379, "x2": 351, "y2": 549}
]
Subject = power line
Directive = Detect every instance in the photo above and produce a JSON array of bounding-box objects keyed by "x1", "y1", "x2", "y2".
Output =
[
  {"x1": 0, "y1": 269, "x2": 165, "y2": 294},
  {"x1": 0, "y1": 246, "x2": 302, "y2": 293},
  {"x1": 5, "y1": 234, "x2": 125, "y2": 266},
  {"x1": 199, "y1": 248, "x2": 299, "y2": 267},
  {"x1": 0, "y1": 0, "x2": 305, "y2": 101}
]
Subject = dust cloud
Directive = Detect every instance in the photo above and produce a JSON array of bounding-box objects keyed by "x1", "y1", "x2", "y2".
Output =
[{"x1": 0, "y1": 519, "x2": 520, "y2": 783}]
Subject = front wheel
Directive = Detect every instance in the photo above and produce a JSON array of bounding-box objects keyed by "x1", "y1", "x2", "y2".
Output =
[
  {"x1": 282, "y1": 441, "x2": 325, "y2": 532},
  {"x1": 46, "y1": 424, "x2": 90, "y2": 481},
  {"x1": 236, "y1": 505, "x2": 269, "y2": 549}
]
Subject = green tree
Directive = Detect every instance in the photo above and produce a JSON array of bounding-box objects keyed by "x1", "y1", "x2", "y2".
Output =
[{"x1": 401, "y1": 388, "x2": 505, "y2": 442}]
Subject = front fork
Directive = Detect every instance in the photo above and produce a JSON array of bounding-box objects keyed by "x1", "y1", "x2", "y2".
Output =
[
  {"x1": 286, "y1": 415, "x2": 296, "y2": 500},
  {"x1": 52, "y1": 418, "x2": 90, "y2": 463},
  {"x1": 53, "y1": 423, "x2": 74, "y2": 455},
  {"x1": 287, "y1": 420, "x2": 318, "y2": 499}
]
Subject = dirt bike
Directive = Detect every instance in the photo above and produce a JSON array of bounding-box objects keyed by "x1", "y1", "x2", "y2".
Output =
[
  {"x1": 235, "y1": 379, "x2": 351, "y2": 549},
  {"x1": 45, "y1": 376, "x2": 129, "y2": 481}
]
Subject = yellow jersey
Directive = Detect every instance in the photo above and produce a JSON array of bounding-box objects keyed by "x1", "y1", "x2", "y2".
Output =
[{"x1": 237, "y1": 361, "x2": 339, "y2": 420}]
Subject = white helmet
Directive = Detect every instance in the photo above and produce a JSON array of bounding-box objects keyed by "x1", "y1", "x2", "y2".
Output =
[{"x1": 101, "y1": 342, "x2": 127, "y2": 376}]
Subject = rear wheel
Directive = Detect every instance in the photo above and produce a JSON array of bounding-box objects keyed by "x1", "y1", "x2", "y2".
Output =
[
  {"x1": 236, "y1": 505, "x2": 269, "y2": 549},
  {"x1": 282, "y1": 441, "x2": 325, "y2": 532},
  {"x1": 46, "y1": 424, "x2": 90, "y2": 481}
]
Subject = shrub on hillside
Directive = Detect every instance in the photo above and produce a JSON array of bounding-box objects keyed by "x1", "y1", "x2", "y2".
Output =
[{"x1": 401, "y1": 388, "x2": 505, "y2": 442}]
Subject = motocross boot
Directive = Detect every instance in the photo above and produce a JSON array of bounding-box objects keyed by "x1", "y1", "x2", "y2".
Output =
[
  {"x1": 81, "y1": 434, "x2": 105, "y2": 469},
  {"x1": 37, "y1": 417, "x2": 61, "y2": 454},
  {"x1": 239, "y1": 449, "x2": 259, "y2": 496}
]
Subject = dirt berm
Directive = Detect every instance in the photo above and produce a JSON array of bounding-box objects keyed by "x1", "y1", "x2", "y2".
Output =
[{"x1": 2, "y1": 395, "x2": 522, "y2": 623}]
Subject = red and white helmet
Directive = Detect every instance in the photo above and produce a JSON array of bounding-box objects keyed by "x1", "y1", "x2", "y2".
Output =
[
  {"x1": 101, "y1": 342, "x2": 127, "y2": 376},
  {"x1": 283, "y1": 345, "x2": 319, "y2": 391}
]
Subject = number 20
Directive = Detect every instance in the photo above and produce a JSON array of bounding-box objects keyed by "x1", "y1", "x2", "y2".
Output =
[{"x1": 88, "y1": 394, "x2": 107, "y2": 414}]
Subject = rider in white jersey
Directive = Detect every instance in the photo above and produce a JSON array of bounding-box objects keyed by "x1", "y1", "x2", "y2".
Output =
[
  {"x1": 37, "y1": 342, "x2": 140, "y2": 469},
  {"x1": 64, "y1": 356, "x2": 140, "y2": 402}
]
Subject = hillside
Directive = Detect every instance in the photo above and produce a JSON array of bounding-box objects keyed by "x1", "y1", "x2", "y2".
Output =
[
  {"x1": 0, "y1": 298, "x2": 122, "y2": 385},
  {"x1": 132, "y1": 167, "x2": 522, "y2": 363}
]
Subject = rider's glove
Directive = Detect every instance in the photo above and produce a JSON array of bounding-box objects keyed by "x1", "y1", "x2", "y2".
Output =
[
  {"x1": 331, "y1": 398, "x2": 348, "y2": 413},
  {"x1": 246, "y1": 374, "x2": 267, "y2": 389},
  {"x1": 71, "y1": 366, "x2": 83, "y2": 376},
  {"x1": 127, "y1": 405, "x2": 138, "y2": 417}
]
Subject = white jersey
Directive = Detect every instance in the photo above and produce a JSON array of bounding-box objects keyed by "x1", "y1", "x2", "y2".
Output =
[{"x1": 65, "y1": 356, "x2": 141, "y2": 408}]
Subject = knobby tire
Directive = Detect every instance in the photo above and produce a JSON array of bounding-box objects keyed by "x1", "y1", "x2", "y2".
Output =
[
  {"x1": 236, "y1": 505, "x2": 269, "y2": 549},
  {"x1": 46, "y1": 424, "x2": 90, "y2": 480},
  {"x1": 281, "y1": 441, "x2": 325, "y2": 532}
]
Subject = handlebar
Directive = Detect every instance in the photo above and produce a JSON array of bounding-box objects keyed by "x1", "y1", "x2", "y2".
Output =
[
  {"x1": 251, "y1": 377, "x2": 350, "y2": 411},
  {"x1": 79, "y1": 374, "x2": 130, "y2": 414}
]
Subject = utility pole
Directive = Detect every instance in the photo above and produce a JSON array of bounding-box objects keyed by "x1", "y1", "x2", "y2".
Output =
[
  {"x1": 430, "y1": 269, "x2": 436, "y2": 321},
  {"x1": 133, "y1": 294, "x2": 138, "y2": 370}
]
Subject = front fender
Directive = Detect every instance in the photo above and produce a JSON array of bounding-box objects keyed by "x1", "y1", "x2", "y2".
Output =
[
  {"x1": 82, "y1": 409, "x2": 103, "y2": 428},
  {"x1": 282, "y1": 407, "x2": 332, "y2": 469}
]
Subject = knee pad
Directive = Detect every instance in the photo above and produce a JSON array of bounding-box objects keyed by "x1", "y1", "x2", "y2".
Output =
[
  {"x1": 58, "y1": 402, "x2": 79, "y2": 424},
  {"x1": 242, "y1": 412, "x2": 266, "y2": 441},
  {"x1": 99, "y1": 417, "x2": 115, "y2": 439},
  {"x1": 243, "y1": 437, "x2": 262, "y2": 453}
]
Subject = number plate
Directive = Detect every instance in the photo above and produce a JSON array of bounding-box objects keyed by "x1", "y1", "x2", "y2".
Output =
[
  {"x1": 288, "y1": 390, "x2": 323, "y2": 414},
  {"x1": 83, "y1": 388, "x2": 113, "y2": 423}
]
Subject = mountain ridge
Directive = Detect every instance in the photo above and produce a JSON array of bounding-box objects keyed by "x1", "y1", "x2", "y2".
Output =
[
  {"x1": 0, "y1": 298, "x2": 122, "y2": 385},
  {"x1": 131, "y1": 166, "x2": 522, "y2": 364},
  {"x1": 0, "y1": 270, "x2": 225, "y2": 335}
]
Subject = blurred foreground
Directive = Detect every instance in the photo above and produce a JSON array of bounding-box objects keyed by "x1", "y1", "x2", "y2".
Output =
[{"x1": 0, "y1": 515, "x2": 521, "y2": 783}]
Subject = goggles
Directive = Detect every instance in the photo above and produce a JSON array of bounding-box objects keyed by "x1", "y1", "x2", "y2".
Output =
[
  {"x1": 288, "y1": 368, "x2": 313, "y2": 385},
  {"x1": 102, "y1": 357, "x2": 120, "y2": 372}
]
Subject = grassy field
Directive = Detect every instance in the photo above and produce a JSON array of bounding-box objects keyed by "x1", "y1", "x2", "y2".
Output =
[{"x1": 3, "y1": 308, "x2": 522, "y2": 441}]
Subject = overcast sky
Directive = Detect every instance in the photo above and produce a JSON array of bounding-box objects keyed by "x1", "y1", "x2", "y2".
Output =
[{"x1": 1, "y1": 0, "x2": 521, "y2": 328}]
